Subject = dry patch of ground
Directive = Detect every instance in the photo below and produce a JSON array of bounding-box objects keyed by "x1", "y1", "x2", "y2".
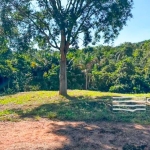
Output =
[{"x1": 0, "y1": 119, "x2": 150, "y2": 150}]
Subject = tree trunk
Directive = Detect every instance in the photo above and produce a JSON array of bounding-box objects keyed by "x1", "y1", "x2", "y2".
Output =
[
  {"x1": 85, "y1": 70, "x2": 88, "y2": 90},
  {"x1": 59, "y1": 52, "x2": 67, "y2": 95},
  {"x1": 59, "y1": 30, "x2": 69, "y2": 96}
]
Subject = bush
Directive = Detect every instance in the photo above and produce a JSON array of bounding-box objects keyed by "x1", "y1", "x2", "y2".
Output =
[{"x1": 109, "y1": 84, "x2": 130, "y2": 93}]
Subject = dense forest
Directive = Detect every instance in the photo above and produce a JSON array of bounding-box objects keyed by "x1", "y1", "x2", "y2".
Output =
[{"x1": 0, "y1": 39, "x2": 150, "y2": 94}]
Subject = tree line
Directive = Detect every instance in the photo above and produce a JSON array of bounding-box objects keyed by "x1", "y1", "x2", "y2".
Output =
[{"x1": 0, "y1": 40, "x2": 150, "y2": 94}]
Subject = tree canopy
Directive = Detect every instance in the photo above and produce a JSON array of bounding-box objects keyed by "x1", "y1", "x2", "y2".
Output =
[{"x1": 1, "y1": 0, "x2": 133, "y2": 47}]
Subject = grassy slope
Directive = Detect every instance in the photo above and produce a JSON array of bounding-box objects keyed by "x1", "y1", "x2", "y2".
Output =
[{"x1": 0, "y1": 90, "x2": 150, "y2": 124}]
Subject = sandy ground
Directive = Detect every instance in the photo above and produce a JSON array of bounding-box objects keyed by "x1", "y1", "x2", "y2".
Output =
[{"x1": 0, "y1": 119, "x2": 150, "y2": 150}]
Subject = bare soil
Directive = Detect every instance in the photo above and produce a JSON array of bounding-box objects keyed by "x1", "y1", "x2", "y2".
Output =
[{"x1": 0, "y1": 119, "x2": 150, "y2": 150}]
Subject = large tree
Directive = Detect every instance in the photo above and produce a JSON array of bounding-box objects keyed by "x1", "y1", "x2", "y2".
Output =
[{"x1": 0, "y1": 0, "x2": 133, "y2": 95}]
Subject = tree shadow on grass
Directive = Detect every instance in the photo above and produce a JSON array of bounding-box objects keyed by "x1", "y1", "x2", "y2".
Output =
[
  {"x1": 10, "y1": 102, "x2": 111, "y2": 121},
  {"x1": 5, "y1": 95, "x2": 150, "y2": 123},
  {"x1": 8, "y1": 95, "x2": 112, "y2": 121}
]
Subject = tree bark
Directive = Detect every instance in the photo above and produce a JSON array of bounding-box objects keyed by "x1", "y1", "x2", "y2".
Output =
[
  {"x1": 59, "y1": 30, "x2": 69, "y2": 96},
  {"x1": 59, "y1": 52, "x2": 67, "y2": 95}
]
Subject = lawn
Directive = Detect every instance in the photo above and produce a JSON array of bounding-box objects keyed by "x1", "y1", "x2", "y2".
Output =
[{"x1": 0, "y1": 90, "x2": 150, "y2": 124}]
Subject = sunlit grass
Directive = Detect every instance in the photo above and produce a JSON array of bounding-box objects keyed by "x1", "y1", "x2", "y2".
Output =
[
  {"x1": 0, "y1": 90, "x2": 150, "y2": 124},
  {"x1": 68, "y1": 90, "x2": 150, "y2": 97},
  {"x1": 0, "y1": 91, "x2": 58, "y2": 105},
  {"x1": 1, "y1": 90, "x2": 149, "y2": 105}
]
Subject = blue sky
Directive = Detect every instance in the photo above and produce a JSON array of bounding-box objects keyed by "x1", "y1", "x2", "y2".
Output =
[
  {"x1": 114, "y1": 0, "x2": 150, "y2": 46},
  {"x1": 62, "y1": 0, "x2": 150, "y2": 46}
]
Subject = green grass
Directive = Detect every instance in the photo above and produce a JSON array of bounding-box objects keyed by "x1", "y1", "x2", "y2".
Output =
[{"x1": 0, "y1": 90, "x2": 150, "y2": 124}]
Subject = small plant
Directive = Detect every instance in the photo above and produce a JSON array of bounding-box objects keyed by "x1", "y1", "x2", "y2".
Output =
[
  {"x1": 34, "y1": 115, "x2": 41, "y2": 121},
  {"x1": 47, "y1": 112, "x2": 57, "y2": 119}
]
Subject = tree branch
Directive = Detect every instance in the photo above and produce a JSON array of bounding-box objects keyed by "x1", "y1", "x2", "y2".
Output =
[
  {"x1": 31, "y1": 13, "x2": 59, "y2": 49},
  {"x1": 70, "y1": 4, "x2": 94, "y2": 45}
]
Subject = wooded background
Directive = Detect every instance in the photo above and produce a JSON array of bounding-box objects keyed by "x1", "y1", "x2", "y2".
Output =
[{"x1": 1, "y1": 40, "x2": 150, "y2": 94}]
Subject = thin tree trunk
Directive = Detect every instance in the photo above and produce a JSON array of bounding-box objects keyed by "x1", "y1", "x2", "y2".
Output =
[
  {"x1": 85, "y1": 69, "x2": 88, "y2": 90},
  {"x1": 59, "y1": 30, "x2": 69, "y2": 96}
]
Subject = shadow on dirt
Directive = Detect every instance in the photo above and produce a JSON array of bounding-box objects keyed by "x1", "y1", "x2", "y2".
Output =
[{"x1": 49, "y1": 121, "x2": 149, "y2": 150}]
